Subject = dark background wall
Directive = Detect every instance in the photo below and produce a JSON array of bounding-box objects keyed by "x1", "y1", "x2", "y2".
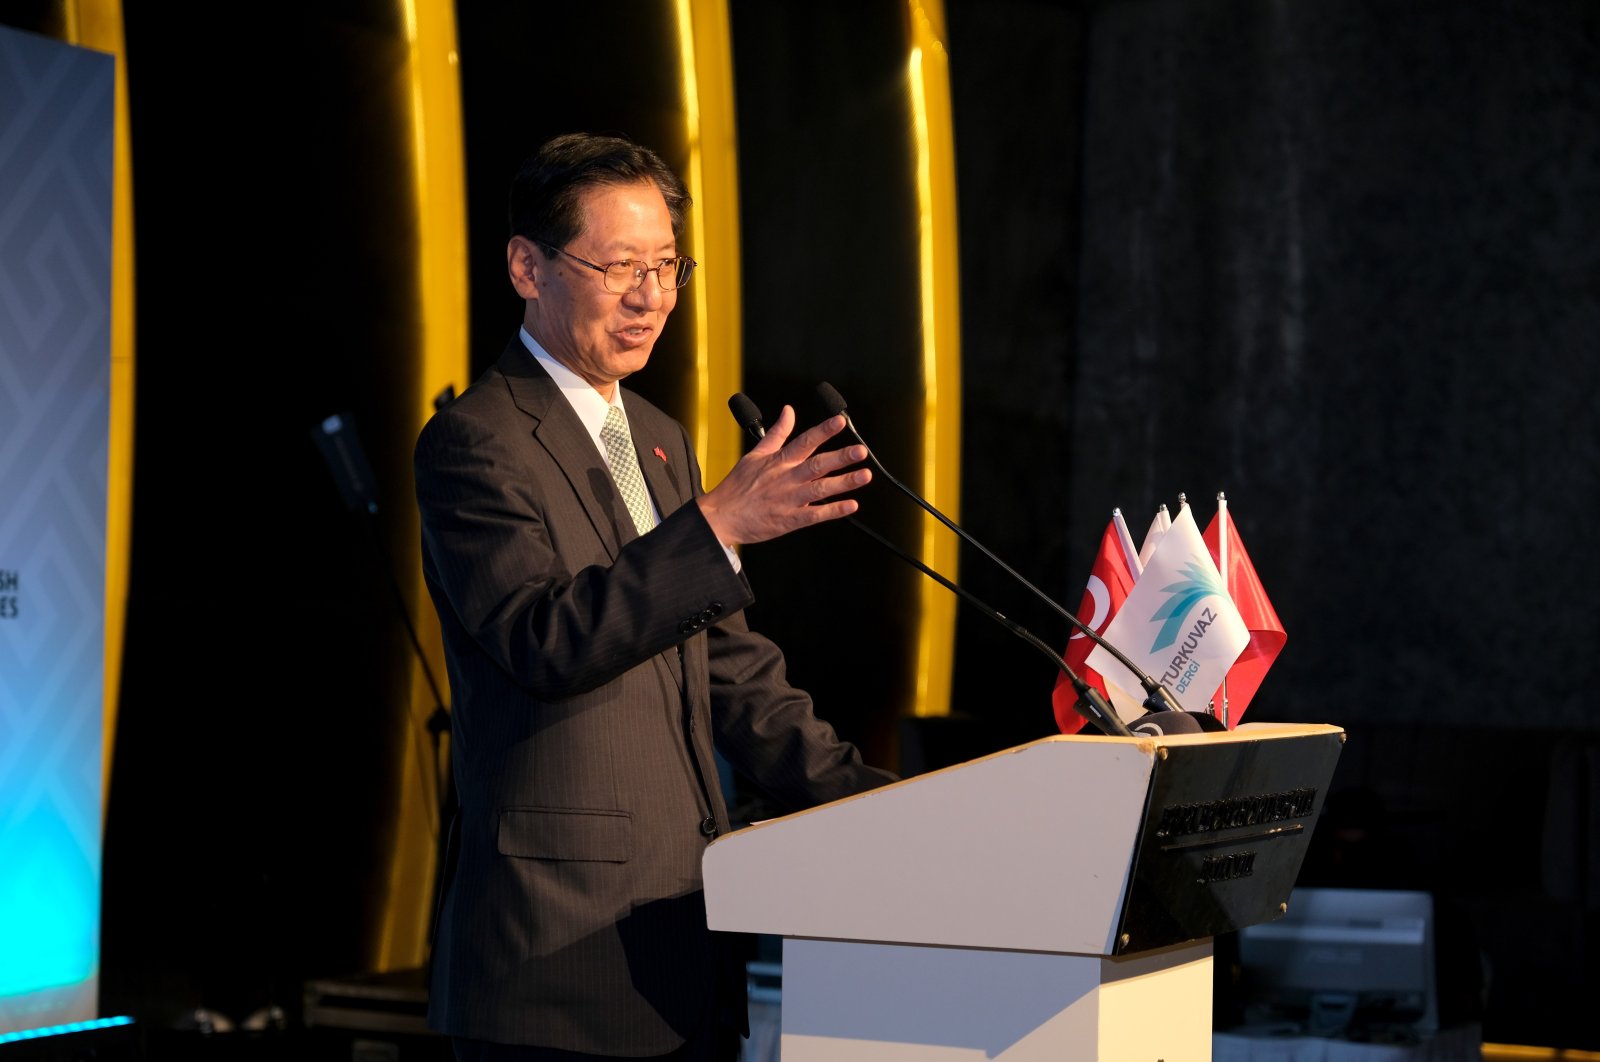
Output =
[
  {"x1": 942, "y1": 0, "x2": 1600, "y2": 1045},
  {"x1": 1, "y1": 0, "x2": 1596, "y2": 1051}
]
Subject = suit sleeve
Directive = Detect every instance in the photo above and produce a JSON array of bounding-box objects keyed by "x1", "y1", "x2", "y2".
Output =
[
  {"x1": 414, "y1": 399, "x2": 751, "y2": 699},
  {"x1": 705, "y1": 610, "x2": 898, "y2": 811}
]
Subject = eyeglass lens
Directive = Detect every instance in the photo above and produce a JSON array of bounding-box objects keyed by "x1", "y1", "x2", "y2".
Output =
[{"x1": 603, "y1": 258, "x2": 695, "y2": 294}]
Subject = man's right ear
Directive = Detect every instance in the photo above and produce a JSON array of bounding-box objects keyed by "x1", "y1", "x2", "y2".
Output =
[{"x1": 508, "y1": 236, "x2": 541, "y2": 298}]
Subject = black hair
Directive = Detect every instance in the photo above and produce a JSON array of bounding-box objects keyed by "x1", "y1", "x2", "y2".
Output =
[{"x1": 508, "y1": 132, "x2": 690, "y2": 254}]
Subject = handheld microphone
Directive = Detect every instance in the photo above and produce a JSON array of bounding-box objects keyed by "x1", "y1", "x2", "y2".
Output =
[
  {"x1": 814, "y1": 382, "x2": 1186, "y2": 719},
  {"x1": 728, "y1": 392, "x2": 1134, "y2": 739}
]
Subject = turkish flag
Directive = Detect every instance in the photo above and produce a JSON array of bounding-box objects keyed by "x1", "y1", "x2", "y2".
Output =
[
  {"x1": 1052, "y1": 518, "x2": 1139, "y2": 733},
  {"x1": 1202, "y1": 507, "x2": 1286, "y2": 725}
]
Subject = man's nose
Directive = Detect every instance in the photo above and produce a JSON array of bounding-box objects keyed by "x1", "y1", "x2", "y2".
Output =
[{"x1": 626, "y1": 271, "x2": 667, "y2": 309}]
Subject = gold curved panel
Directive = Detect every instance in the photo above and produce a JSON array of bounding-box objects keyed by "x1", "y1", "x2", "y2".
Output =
[
  {"x1": 677, "y1": 0, "x2": 744, "y2": 489},
  {"x1": 376, "y1": 0, "x2": 470, "y2": 972},
  {"x1": 907, "y1": 0, "x2": 961, "y2": 718},
  {"x1": 64, "y1": 0, "x2": 134, "y2": 813}
]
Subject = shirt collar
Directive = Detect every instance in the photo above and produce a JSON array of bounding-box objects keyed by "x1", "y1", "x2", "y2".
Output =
[{"x1": 519, "y1": 327, "x2": 627, "y2": 452}]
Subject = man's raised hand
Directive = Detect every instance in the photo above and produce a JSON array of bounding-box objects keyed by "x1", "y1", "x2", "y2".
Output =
[{"x1": 696, "y1": 405, "x2": 871, "y2": 547}]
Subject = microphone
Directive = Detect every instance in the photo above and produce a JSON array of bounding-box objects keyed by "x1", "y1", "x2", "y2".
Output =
[
  {"x1": 729, "y1": 392, "x2": 766, "y2": 440},
  {"x1": 728, "y1": 392, "x2": 1134, "y2": 739},
  {"x1": 311, "y1": 412, "x2": 380, "y2": 516},
  {"x1": 1128, "y1": 708, "x2": 1227, "y2": 736},
  {"x1": 814, "y1": 382, "x2": 1188, "y2": 720}
]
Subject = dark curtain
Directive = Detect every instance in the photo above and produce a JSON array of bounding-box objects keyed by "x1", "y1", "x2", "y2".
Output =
[
  {"x1": 947, "y1": 0, "x2": 1600, "y2": 1046},
  {"x1": 1070, "y1": 0, "x2": 1600, "y2": 733}
]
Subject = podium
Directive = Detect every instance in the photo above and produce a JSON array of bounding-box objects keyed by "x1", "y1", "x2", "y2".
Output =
[{"x1": 703, "y1": 722, "x2": 1344, "y2": 1060}]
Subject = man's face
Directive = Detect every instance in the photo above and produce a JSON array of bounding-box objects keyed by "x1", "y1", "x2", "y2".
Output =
[{"x1": 525, "y1": 180, "x2": 679, "y2": 394}]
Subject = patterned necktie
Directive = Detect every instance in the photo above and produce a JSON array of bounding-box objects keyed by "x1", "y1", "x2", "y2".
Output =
[{"x1": 599, "y1": 404, "x2": 656, "y2": 536}]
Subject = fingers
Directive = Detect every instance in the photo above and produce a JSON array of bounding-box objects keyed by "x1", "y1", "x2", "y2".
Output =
[
  {"x1": 804, "y1": 442, "x2": 870, "y2": 479},
  {"x1": 697, "y1": 406, "x2": 872, "y2": 547},
  {"x1": 748, "y1": 404, "x2": 797, "y2": 456},
  {"x1": 805, "y1": 464, "x2": 872, "y2": 502},
  {"x1": 772, "y1": 411, "x2": 868, "y2": 501},
  {"x1": 782, "y1": 412, "x2": 850, "y2": 462},
  {"x1": 747, "y1": 408, "x2": 866, "y2": 481},
  {"x1": 792, "y1": 497, "x2": 861, "y2": 526}
]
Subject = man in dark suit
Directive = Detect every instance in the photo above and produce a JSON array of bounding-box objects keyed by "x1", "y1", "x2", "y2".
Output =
[{"x1": 414, "y1": 132, "x2": 895, "y2": 1061}]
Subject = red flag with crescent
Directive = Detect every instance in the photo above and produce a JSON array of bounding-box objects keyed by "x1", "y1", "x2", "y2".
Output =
[{"x1": 1052, "y1": 517, "x2": 1139, "y2": 733}]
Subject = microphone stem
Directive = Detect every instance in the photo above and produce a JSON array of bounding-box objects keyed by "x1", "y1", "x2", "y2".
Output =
[
  {"x1": 731, "y1": 391, "x2": 1135, "y2": 736},
  {"x1": 841, "y1": 518, "x2": 1134, "y2": 738},
  {"x1": 839, "y1": 411, "x2": 1182, "y2": 716}
]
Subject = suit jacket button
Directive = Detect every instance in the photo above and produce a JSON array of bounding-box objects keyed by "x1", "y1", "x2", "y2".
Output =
[
  {"x1": 703, "y1": 602, "x2": 723, "y2": 618},
  {"x1": 679, "y1": 618, "x2": 696, "y2": 634},
  {"x1": 700, "y1": 817, "x2": 718, "y2": 837}
]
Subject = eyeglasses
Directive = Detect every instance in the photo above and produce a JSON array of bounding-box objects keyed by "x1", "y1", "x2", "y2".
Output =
[{"x1": 537, "y1": 240, "x2": 697, "y2": 294}]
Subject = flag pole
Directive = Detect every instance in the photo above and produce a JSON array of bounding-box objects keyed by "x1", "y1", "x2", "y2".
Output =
[
  {"x1": 1111, "y1": 507, "x2": 1143, "y2": 581},
  {"x1": 1217, "y1": 490, "x2": 1231, "y2": 728}
]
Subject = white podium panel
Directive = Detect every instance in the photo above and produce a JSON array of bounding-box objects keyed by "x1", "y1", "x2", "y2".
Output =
[
  {"x1": 706, "y1": 725, "x2": 1340, "y2": 956},
  {"x1": 779, "y1": 938, "x2": 1213, "y2": 1061},
  {"x1": 706, "y1": 723, "x2": 1344, "y2": 1061},
  {"x1": 708, "y1": 736, "x2": 1157, "y2": 954}
]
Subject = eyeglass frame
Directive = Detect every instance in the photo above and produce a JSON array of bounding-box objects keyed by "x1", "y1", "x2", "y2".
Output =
[{"x1": 533, "y1": 239, "x2": 697, "y2": 294}]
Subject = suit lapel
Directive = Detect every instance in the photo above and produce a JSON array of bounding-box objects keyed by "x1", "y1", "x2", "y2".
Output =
[
  {"x1": 495, "y1": 341, "x2": 689, "y2": 694},
  {"x1": 497, "y1": 341, "x2": 634, "y2": 561},
  {"x1": 631, "y1": 414, "x2": 684, "y2": 519}
]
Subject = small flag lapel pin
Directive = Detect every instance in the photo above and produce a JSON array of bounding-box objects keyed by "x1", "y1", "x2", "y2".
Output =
[{"x1": 653, "y1": 446, "x2": 668, "y2": 463}]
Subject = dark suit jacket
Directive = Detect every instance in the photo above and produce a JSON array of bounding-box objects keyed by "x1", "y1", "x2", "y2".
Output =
[{"x1": 414, "y1": 338, "x2": 893, "y2": 1055}]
